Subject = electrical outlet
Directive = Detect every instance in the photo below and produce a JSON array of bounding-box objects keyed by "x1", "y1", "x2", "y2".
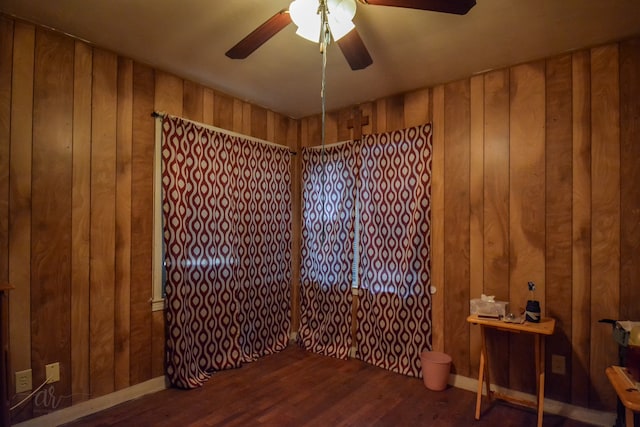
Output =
[
  {"x1": 15, "y1": 369, "x2": 32, "y2": 393},
  {"x1": 551, "y1": 354, "x2": 566, "y2": 375},
  {"x1": 45, "y1": 362, "x2": 60, "y2": 384}
]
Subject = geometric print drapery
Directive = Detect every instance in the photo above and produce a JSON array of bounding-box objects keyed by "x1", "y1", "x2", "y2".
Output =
[
  {"x1": 298, "y1": 141, "x2": 357, "y2": 359},
  {"x1": 161, "y1": 115, "x2": 292, "y2": 389},
  {"x1": 355, "y1": 123, "x2": 433, "y2": 377},
  {"x1": 299, "y1": 123, "x2": 433, "y2": 377}
]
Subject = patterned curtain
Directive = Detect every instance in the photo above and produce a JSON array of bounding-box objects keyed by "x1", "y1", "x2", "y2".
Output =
[
  {"x1": 298, "y1": 142, "x2": 357, "y2": 359},
  {"x1": 161, "y1": 116, "x2": 291, "y2": 388},
  {"x1": 355, "y1": 123, "x2": 433, "y2": 377}
]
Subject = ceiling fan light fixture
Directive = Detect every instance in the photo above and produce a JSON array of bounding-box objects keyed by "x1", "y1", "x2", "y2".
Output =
[{"x1": 289, "y1": 0, "x2": 357, "y2": 43}]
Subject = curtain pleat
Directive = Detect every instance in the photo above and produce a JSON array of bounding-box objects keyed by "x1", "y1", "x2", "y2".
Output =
[
  {"x1": 298, "y1": 142, "x2": 357, "y2": 359},
  {"x1": 355, "y1": 123, "x2": 433, "y2": 377},
  {"x1": 161, "y1": 116, "x2": 291, "y2": 388}
]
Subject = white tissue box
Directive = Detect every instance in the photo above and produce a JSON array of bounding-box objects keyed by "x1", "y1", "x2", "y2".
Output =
[{"x1": 470, "y1": 298, "x2": 509, "y2": 318}]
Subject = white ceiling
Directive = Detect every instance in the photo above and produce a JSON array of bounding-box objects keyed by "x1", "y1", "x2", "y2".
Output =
[{"x1": 2, "y1": 0, "x2": 640, "y2": 118}]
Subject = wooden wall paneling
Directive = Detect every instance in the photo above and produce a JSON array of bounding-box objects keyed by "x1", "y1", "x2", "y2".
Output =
[
  {"x1": 233, "y1": 98, "x2": 243, "y2": 133},
  {"x1": 589, "y1": 44, "x2": 620, "y2": 409},
  {"x1": 203, "y1": 88, "x2": 214, "y2": 126},
  {"x1": 430, "y1": 85, "x2": 445, "y2": 352},
  {"x1": 31, "y1": 28, "x2": 74, "y2": 411},
  {"x1": 70, "y1": 40, "x2": 92, "y2": 404},
  {"x1": 130, "y1": 62, "x2": 155, "y2": 385},
  {"x1": 359, "y1": 102, "x2": 374, "y2": 136},
  {"x1": 89, "y1": 48, "x2": 118, "y2": 398},
  {"x1": 570, "y1": 49, "x2": 592, "y2": 409},
  {"x1": 8, "y1": 22, "x2": 34, "y2": 407},
  {"x1": 619, "y1": 39, "x2": 640, "y2": 321},
  {"x1": 183, "y1": 80, "x2": 203, "y2": 122},
  {"x1": 242, "y1": 102, "x2": 251, "y2": 135},
  {"x1": 386, "y1": 94, "x2": 404, "y2": 132},
  {"x1": 482, "y1": 69, "x2": 510, "y2": 387},
  {"x1": 307, "y1": 115, "x2": 322, "y2": 147},
  {"x1": 374, "y1": 98, "x2": 387, "y2": 133},
  {"x1": 336, "y1": 108, "x2": 350, "y2": 142},
  {"x1": 468, "y1": 75, "x2": 484, "y2": 378},
  {"x1": 318, "y1": 111, "x2": 336, "y2": 145},
  {"x1": 544, "y1": 54, "x2": 573, "y2": 402},
  {"x1": 115, "y1": 57, "x2": 133, "y2": 391},
  {"x1": 403, "y1": 88, "x2": 430, "y2": 128},
  {"x1": 213, "y1": 92, "x2": 233, "y2": 130},
  {"x1": 443, "y1": 80, "x2": 471, "y2": 376},
  {"x1": 251, "y1": 105, "x2": 268, "y2": 140},
  {"x1": 0, "y1": 16, "x2": 12, "y2": 288},
  {"x1": 151, "y1": 70, "x2": 182, "y2": 378},
  {"x1": 155, "y1": 71, "x2": 183, "y2": 118},
  {"x1": 267, "y1": 110, "x2": 275, "y2": 142},
  {"x1": 508, "y1": 61, "x2": 545, "y2": 394}
]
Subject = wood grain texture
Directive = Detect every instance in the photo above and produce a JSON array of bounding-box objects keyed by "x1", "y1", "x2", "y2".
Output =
[
  {"x1": 468, "y1": 75, "x2": 484, "y2": 378},
  {"x1": 508, "y1": 61, "x2": 545, "y2": 394},
  {"x1": 65, "y1": 346, "x2": 594, "y2": 427},
  {"x1": 213, "y1": 92, "x2": 233, "y2": 130},
  {"x1": 386, "y1": 94, "x2": 404, "y2": 132},
  {"x1": 482, "y1": 69, "x2": 510, "y2": 387},
  {"x1": 233, "y1": 98, "x2": 243, "y2": 133},
  {"x1": 70, "y1": 40, "x2": 92, "y2": 404},
  {"x1": 183, "y1": 80, "x2": 203, "y2": 122},
  {"x1": 404, "y1": 88, "x2": 430, "y2": 128},
  {"x1": 360, "y1": 102, "x2": 374, "y2": 136},
  {"x1": 203, "y1": 88, "x2": 214, "y2": 126},
  {"x1": 242, "y1": 102, "x2": 251, "y2": 135},
  {"x1": 443, "y1": 80, "x2": 471, "y2": 376},
  {"x1": 337, "y1": 109, "x2": 350, "y2": 142},
  {"x1": 374, "y1": 97, "x2": 387, "y2": 133},
  {"x1": 545, "y1": 55, "x2": 573, "y2": 402},
  {"x1": 430, "y1": 85, "x2": 445, "y2": 353},
  {"x1": 590, "y1": 44, "x2": 620, "y2": 409},
  {"x1": 8, "y1": 21, "x2": 34, "y2": 391},
  {"x1": 0, "y1": 16, "x2": 12, "y2": 287},
  {"x1": 154, "y1": 71, "x2": 182, "y2": 117},
  {"x1": 619, "y1": 38, "x2": 640, "y2": 321},
  {"x1": 251, "y1": 105, "x2": 268, "y2": 140},
  {"x1": 115, "y1": 56, "x2": 133, "y2": 391},
  {"x1": 90, "y1": 48, "x2": 118, "y2": 398},
  {"x1": 31, "y1": 27, "x2": 74, "y2": 412},
  {"x1": 570, "y1": 49, "x2": 592, "y2": 409},
  {"x1": 130, "y1": 62, "x2": 155, "y2": 385}
]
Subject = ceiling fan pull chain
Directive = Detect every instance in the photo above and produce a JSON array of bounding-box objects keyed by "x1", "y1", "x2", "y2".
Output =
[{"x1": 320, "y1": 0, "x2": 330, "y2": 244}]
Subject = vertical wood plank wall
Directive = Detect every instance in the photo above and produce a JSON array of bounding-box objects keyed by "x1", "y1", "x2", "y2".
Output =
[
  {"x1": 0, "y1": 17, "x2": 299, "y2": 423},
  {"x1": 1, "y1": 13, "x2": 639, "y2": 422},
  {"x1": 299, "y1": 39, "x2": 640, "y2": 410}
]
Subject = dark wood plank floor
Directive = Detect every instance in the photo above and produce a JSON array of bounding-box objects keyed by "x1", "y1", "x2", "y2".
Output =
[{"x1": 63, "y1": 345, "x2": 596, "y2": 427}]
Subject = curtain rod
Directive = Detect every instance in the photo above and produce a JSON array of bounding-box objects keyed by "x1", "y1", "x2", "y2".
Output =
[{"x1": 152, "y1": 111, "x2": 297, "y2": 155}]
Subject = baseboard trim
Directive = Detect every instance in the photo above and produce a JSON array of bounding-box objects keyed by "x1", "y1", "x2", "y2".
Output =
[
  {"x1": 13, "y1": 376, "x2": 168, "y2": 427},
  {"x1": 449, "y1": 373, "x2": 616, "y2": 427}
]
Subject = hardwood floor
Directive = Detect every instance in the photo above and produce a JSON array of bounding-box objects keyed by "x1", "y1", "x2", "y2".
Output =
[{"x1": 63, "y1": 345, "x2": 596, "y2": 427}]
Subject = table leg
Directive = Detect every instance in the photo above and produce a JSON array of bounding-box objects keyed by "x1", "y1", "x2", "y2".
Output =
[
  {"x1": 626, "y1": 407, "x2": 635, "y2": 427},
  {"x1": 476, "y1": 326, "x2": 491, "y2": 420},
  {"x1": 535, "y1": 335, "x2": 545, "y2": 427},
  {"x1": 476, "y1": 349, "x2": 484, "y2": 420}
]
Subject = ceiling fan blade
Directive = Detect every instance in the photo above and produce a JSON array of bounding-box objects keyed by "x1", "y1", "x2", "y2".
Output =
[
  {"x1": 226, "y1": 10, "x2": 292, "y2": 59},
  {"x1": 359, "y1": 0, "x2": 475, "y2": 15},
  {"x1": 337, "y1": 29, "x2": 373, "y2": 70}
]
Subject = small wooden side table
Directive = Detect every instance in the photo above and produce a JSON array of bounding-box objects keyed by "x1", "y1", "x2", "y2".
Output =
[
  {"x1": 467, "y1": 314, "x2": 556, "y2": 427},
  {"x1": 606, "y1": 366, "x2": 640, "y2": 427}
]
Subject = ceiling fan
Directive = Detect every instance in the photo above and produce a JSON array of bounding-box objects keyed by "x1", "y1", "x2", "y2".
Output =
[{"x1": 225, "y1": 0, "x2": 476, "y2": 70}]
